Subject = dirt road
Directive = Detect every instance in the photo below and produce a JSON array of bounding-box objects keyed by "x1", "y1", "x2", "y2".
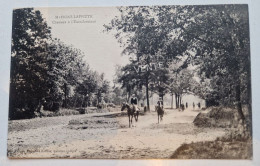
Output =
[{"x1": 7, "y1": 108, "x2": 228, "y2": 159}]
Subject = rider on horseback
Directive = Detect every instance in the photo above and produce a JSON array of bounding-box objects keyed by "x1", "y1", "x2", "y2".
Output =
[
  {"x1": 157, "y1": 97, "x2": 164, "y2": 109},
  {"x1": 130, "y1": 94, "x2": 139, "y2": 112}
]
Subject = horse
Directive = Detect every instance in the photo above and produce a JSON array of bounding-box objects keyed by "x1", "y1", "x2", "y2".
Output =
[
  {"x1": 178, "y1": 104, "x2": 185, "y2": 112},
  {"x1": 121, "y1": 103, "x2": 139, "y2": 128},
  {"x1": 155, "y1": 105, "x2": 164, "y2": 124},
  {"x1": 181, "y1": 104, "x2": 185, "y2": 111}
]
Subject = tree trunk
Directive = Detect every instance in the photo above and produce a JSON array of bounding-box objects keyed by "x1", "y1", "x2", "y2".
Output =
[
  {"x1": 85, "y1": 91, "x2": 88, "y2": 107},
  {"x1": 86, "y1": 96, "x2": 88, "y2": 107},
  {"x1": 36, "y1": 99, "x2": 43, "y2": 117},
  {"x1": 128, "y1": 90, "x2": 131, "y2": 103},
  {"x1": 235, "y1": 80, "x2": 245, "y2": 121},
  {"x1": 232, "y1": 49, "x2": 246, "y2": 122},
  {"x1": 246, "y1": 63, "x2": 252, "y2": 133},
  {"x1": 73, "y1": 95, "x2": 78, "y2": 108},
  {"x1": 175, "y1": 93, "x2": 178, "y2": 108},
  {"x1": 177, "y1": 94, "x2": 180, "y2": 108},
  {"x1": 81, "y1": 95, "x2": 85, "y2": 108},
  {"x1": 86, "y1": 95, "x2": 89, "y2": 107},
  {"x1": 145, "y1": 77, "x2": 150, "y2": 111},
  {"x1": 64, "y1": 83, "x2": 67, "y2": 108},
  {"x1": 171, "y1": 94, "x2": 173, "y2": 109}
]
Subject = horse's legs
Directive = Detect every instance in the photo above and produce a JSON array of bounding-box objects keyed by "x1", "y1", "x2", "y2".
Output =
[
  {"x1": 134, "y1": 112, "x2": 139, "y2": 122},
  {"x1": 128, "y1": 115, "x2": 131, "y2": 128},
  {"x1": 131, "y1": 115, "x2": 134, "y2": 126}
]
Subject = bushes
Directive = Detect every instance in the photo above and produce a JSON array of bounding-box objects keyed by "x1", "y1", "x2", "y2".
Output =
[
  {"x1": 171, "y1": 106, "x2": 253, "y2": 159},
  {"x1": 171, "y1": 125, "x2": 252, "y2": 159},
  {"x1": 9, "y1": 108, "x2": 35, "y2": 120},
  {"x1": 171, "y1": 138, "x2": 252, "y2": 159},
  {"x1": 76, "y1": 108, "x2": 86, "y2": 114},
  {"x1": 193, "y1": 107, "x2": 243, "y2": 128},
  {"x1": 33, "y1": 107, "x2": 111, "y2": 118},
  {"x1": 34, "y1": 108, "x2": 79, "y2": 118}
]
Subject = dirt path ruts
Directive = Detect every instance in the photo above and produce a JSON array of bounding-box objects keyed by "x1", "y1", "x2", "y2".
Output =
[{"x1": 7, "y1": 109, "x2": 228, "y2": 159}]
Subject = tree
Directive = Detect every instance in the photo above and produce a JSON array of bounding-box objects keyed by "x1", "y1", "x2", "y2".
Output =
[
  {"x1": 95, "y1": 73, "x2": 110, "y2": 105},
  {"x1": 166, "y1": 5, "x2": 251, "y2": 121},
  {"x1": 115, "y1": 64, "x2": 138, "y2": 102},
  {"x1": 110, "y1": 87, "x2": 126, "y2": 105},
  {"x1": 150, "y1": 67, "x2": 169, "y2": 101},
  {"x1": 167, "y1": 61, "x2": 195, "y2": 108},
  {"x1": 106, "y1": 5, "x2": 250, "y2": 120},
  {"x1": 47, "y1": 39, "x2": 87, "y2": 108},
  {"x1": 105, "y1": 6, "x2": 174, "y2": 111},
  {"x1": 9, "y1": 8, "x2": 51, "y2": 119},
  {"x1": 9, "y1": 8, "x2": 96, "y2": 119},
  {"x1": 73, "y1": 64, "x2": 95, "y2": 107}
]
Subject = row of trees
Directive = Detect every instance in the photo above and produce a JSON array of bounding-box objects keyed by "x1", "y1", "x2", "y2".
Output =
[
  {"x1": 105, "y1": 5, "x2": 251, "y2": 121},
  {"x1": 113, "y1": 60, "x2": 196, "y2": 109},
  {"x1": 9, "y1": 8, "x2": 110, "y2": 120},
  {"x1": 9, "y1": 5, "x2": 251, "y2": 122}
]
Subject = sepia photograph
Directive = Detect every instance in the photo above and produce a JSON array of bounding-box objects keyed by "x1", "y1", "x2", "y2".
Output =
[{"x1": 7, "y1": 5, "x2": 252, "y2": 159}]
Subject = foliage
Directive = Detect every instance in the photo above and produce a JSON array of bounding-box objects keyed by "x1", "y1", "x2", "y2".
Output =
[
  {"x1": 9, "y1": 8, "x2": 51, "y2": 119},
  {"x1": 105, "y1": 5, "x2": 251, "y2": 119},
  {"x1": 9, "y1": 8, "x2": 111, "y2": 120}
]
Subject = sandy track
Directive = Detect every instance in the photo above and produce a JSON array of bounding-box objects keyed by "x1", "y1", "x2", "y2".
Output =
[{"x1": 7, "y1": 108, "x2": 228, "y2": 159}]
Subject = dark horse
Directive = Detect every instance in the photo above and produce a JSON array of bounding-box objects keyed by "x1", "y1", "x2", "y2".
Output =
[
  {"x1": 155, "y1": 106, "x2": 164, "y2": 124},
  {"x1": 121, "y1": 103, "x2": 139, "y2": 128}
]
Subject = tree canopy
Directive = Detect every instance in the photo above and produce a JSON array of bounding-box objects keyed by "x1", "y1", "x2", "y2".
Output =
[
  {"x1": 9, "y1": 8, "x2": 111, "y2": 119},
  {"x1": 105, "y1": 5, "x2": 251, "y2": 120}
]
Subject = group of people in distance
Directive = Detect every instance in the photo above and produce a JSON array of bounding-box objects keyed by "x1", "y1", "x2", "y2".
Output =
[
  {"x1": 129, "y1": 94, "x2": 201, "y2": 112},
  {"x1": 192, "y1": 102, "x2": 201, "y2": 109}
]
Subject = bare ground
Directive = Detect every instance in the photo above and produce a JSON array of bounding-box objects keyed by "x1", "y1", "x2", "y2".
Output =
[{"x1": 7, "y1": 108, "x2": 229, "y2": 159}]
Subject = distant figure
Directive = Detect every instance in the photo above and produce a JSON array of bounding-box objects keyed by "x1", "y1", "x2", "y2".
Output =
[
  {"x1": 157, "y1": 97, "x2": 164, "y2": 110},
  {"x1": 180, "y1": 104, "x2": 185, "y2": 111},
  {"x1": 144, "y1": 106, "x2": 147, "y2": 112},
  {"x1": 186, "y1": 102, "x2": 188, "y2": 108},
  {"x1": 197, "y1": 102, "x2": 201, "y2": 109},
  {"x1": 156, "y1": 97, "x2": 164, "y2": 123},
  {"x1": 100, "y1": 97, "x2": 106, "y2": 109},
  {"x1": 193, "y1": 102, "x2": 195, "y2": 109}
]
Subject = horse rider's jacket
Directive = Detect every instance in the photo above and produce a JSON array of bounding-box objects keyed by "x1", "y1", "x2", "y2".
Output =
[{"x1": 130, "y1": 97, "x2": 138, "y2": 112}]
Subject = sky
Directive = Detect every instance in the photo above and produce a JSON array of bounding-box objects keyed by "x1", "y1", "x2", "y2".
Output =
[{"x1": 37, "y1": 7, "x2": 129, "y2": 84}]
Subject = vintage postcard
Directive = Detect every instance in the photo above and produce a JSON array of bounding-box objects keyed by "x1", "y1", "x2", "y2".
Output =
[{"x1": 7, "y1": 5, "x2": 252, "y2": 159}]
